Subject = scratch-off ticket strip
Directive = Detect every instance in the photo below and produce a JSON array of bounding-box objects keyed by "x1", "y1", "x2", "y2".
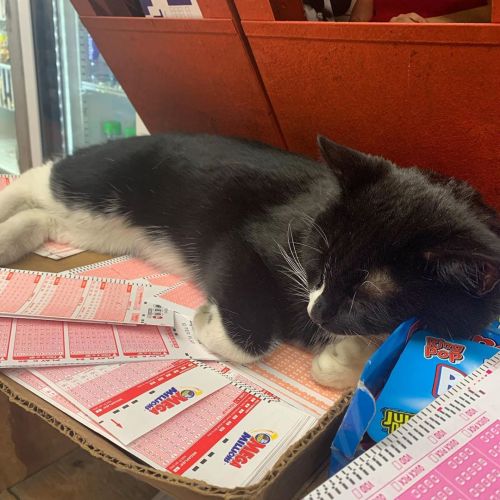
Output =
[
  {"x1": 306, "y1": 352, "x2": 500, "y2": 500},
  {"x1": 0, "y1": 268, "x2": 173, "y2": 326}
]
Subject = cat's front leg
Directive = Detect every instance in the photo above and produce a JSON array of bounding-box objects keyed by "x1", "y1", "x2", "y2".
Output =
[
  {"x1": 192, "y1": 236, "x2": 281, "y2": 364},
  {"x1": 193, "y1": 303, "x2": 263, "y2": 364},
  {"x1": 311, "y1": 336, "x2": 380, "y2": 389}
]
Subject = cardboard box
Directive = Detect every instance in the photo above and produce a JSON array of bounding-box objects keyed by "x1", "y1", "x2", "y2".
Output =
[{"x1": 0, "y1": 253, "x2": 352, "y2": 499}]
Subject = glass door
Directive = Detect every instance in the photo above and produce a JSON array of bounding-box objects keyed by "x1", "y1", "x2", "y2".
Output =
[
  {"x1": 31, "y1": 0, "x2": 140, "y2": 159},
  {"x1": 0, "y1": 0, "x2": 18, "y2": 173}
]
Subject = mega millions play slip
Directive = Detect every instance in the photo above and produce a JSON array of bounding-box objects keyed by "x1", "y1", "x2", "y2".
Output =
[
  {"x1": 0, "y1": 314, "x2": 215, "y2": 369},
  {"x1": 0, "y1": 268, "x2": 174, "y2": 326},
  {"x1": 5, "y1": 364, "x2": 316, "y2": 487}
]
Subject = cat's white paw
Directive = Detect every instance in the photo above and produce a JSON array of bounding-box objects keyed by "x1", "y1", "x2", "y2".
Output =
[
  {"x1": 193, "y1": 303, "x2": 261, "y2": 364},
  {"x1": 311, "y1": 336, "x2": 378, "y2": 390}
]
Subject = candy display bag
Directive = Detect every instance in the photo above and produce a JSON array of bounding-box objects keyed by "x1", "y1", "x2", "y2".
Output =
[{"x1": 330, "y1": 318, "x2": 500, "y2": 474}]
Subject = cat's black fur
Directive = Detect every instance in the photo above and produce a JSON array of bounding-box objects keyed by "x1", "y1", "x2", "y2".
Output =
[{"x1": 51, "y1": 134, "x2": 500, "y2": 357}]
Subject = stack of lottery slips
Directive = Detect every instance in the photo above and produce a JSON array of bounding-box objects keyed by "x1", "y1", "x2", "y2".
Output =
[
  {"x1": 0, "y1": 264, "x2": 219, "y2": 368},
  {"x1": 5, "y1": 361, "x2": 316, "y2": 488}
]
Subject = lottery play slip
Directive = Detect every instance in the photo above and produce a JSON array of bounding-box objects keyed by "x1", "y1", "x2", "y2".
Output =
[{"x1": 0, "y1": 255, "x2": 337, "y2": 487}]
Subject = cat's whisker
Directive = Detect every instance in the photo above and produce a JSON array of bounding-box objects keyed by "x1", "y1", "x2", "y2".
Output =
[
  {"x1": 300, "y1": 212, "x2": 329, "y2": 248},
  {"x1": 276, "y1": 239, "x2": 309, "y2": 291},
  {"x1": 360, "y1": 280, "x2": 383, "y2": 294},
  {"x1": 348, "y1": 286, "x2": 361, "y2": 316},
  {"x1": 294, "y1": 241, "x2": 322, "y2": 254},
  {"x1": 286, "y1": 223, "x2": 309, "y2": 288}
]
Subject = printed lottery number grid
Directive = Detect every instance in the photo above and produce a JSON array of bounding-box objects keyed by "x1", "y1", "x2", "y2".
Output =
[
  {"x1": 0, "y1": 272, "x2": 39, "y2": 313},
  {"x1": 13, "y1": 370, "x2": 92, "y2": 419},
  {"x1": 148, "y1": 274, "x2": 184, "y2": 288},
  {"x1": 251, "y1": 344, "x2": 342, "y2": 412},
  {"x1": 399, "y1": 421, "x2": 500, "y2": 499},
  {"x1": 116, "y1": 325, "x2": 169, "y2": 356},
  {"x1": 0, "y1": 318, "x2": 12, "y2": 359},
  {"x1": 41, "y1": 360, "x2": 180, "y2": 410},
  {"x1": 67, "y1": 323, "x2": 118, "y2": 359},
  {"x1": 131, "y1": 384, "x2": 244, "y2": 468},
  {"x1": 13, "y1": 320, "x2": 65, "y2": 360},
  {"x1": 161, "y1": 283, "x2": 205, "y2": 309},
  {"x1": 40, "y1": 278, "x2": 87, "y2": 318},
  {"x1": 93, "y1": 282, "x2": 132, "y2": 322},
  {"x1": 77, "y1": 258, "x2": 160, "y2": 280}
]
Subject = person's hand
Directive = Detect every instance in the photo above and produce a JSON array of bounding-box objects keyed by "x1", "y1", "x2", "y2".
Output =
[{"x1": 390, "y1": 12, "x2": 428, "y2": 22}]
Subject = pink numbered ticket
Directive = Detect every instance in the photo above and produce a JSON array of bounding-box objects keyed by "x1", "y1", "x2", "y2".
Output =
[
  {"x1": 33, "y1": 359, "x2": 230, "y2": 444},
  {"x1": 0, "y1": 318, "x2": 216, "y2": 368},
  {"x1": 231, "y1": 343, "x2": 343, "y2": 418},
  {"x1": 0, "y1": 268, "x2": 174, "y2": 326},
  {"x1": 5, "y1": 368, "x2": 315, "y2": 487},
  {"x1": 66, "y1": 257, "x2": 206, "y2": 319},
  {"x1": 306, "y1": 352, "x2": 500, "y2": 500},
  {"x1": 64, "y1": 256, "x2": 168, "y2": 283},
  {"x1": 33, "y1": 241, "x2": 85, "y2": 260}
]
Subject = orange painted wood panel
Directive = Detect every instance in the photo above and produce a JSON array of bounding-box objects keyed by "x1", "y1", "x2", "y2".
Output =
[
  {"x1": 80, "y1": 16, "x2": 284, "y2": 147},
  {"x1": 243, "y1": 21, "x2": 500, "y2": 208}
]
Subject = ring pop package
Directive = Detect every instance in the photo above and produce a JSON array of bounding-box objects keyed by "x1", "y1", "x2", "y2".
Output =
[
  {"x1": 330, "y1": 317, "x2": 500, "y2": 474},
  {"x1": 367, "y1": 330, "x2": 498, "y2": 442}
]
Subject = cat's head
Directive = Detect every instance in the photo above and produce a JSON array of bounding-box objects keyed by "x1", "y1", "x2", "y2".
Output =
[{"x1": 303, "y1": 136, "x2": 500, "y2": 339}]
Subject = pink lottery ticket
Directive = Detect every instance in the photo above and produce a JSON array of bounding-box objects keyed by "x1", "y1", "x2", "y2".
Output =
[
  {"x1": 306, "y1": 353, "x2": 500, "y2": 500},
  {"x1": 4, "y1": 368, "x2": 130, "y2": 449},
  {"x1": 158, "y1": 283, "x2": 206, "y2": 318},
  {"x1": 233, "y1": 343, "x2": 343, "y2": 418},
  {"x1": 65, "y1": 256, "x2": 185, "y2": 290},
  {"x1": 33, "y1": 241, "x2": 85, "y2": 260},
  {"x1": 0, "y1": 268, "x2": 174, "y2": 326},
  {"x1": 33, "y1": 359, "x2": 230, "y2": 444},
  {"x1": 4, "y1": 367, "x2": 315, "y2": 487},
  {"x1": 127, "y1": 385, "x2": 315, "y2": 487},
  {"x1": 65, "y1": 256, "x2": 164, "y2": 282},
  {"x1": 0, "y1": 174, "x2": 13, "y2": 190},
  {"x1": 0, "y1": 318, "x2": 216, "y2": 368},
  {"x1": 66, "y1": 257, "x2": 205, "y2": 319}
]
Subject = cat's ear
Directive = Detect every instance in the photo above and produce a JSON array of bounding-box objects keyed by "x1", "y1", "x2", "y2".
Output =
[
  {"x1": 317, "y1": 135, "x2": 388, "y2": 190},
  {"x1": 423, "y1": 248, "x2": 500, "y2": 297}
]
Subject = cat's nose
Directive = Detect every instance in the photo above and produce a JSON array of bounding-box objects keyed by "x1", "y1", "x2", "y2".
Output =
[{"x1": 309, "y1": 296, "x2": 333, "y2": 327}]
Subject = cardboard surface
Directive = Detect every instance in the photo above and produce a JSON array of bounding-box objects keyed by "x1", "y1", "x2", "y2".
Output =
[
  {"x1": 0, "y1": 252, "x2": 352, "y2": 499},
  {"x1": 0, "y1": 391, "x2": 76, "y2": 491}
]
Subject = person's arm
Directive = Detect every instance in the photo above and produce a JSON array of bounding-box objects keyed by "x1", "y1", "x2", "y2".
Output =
[
  {"x1": 349, "y1": 0, "x2": 374, "y2": 21},
  {"x1": 427, "y1": 4, "x2": 491, "y2": 23}
]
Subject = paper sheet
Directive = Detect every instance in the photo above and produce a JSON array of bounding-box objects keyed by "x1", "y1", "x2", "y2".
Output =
[
  {"x1": 140, "y1": 0, "x2": 203, "y2": 19},
  {"x1": 306, "y1": 352, "x2": 500, "y2": 499},
  {"x1": 33, "y1": 359, "x2": 230, "y2": 444},
  {"x1": 33, "y1": 241, "x2": 85, "y2": 260},
  {"x1": 0, "y1": 268, "x2": 173, "y2": 326},
  {"x1": 6, "y1": 367, "x2": 316, "y2": 487},
  {"x1": 0, "y1": 318, "x2": 216, "y2": 368},
  {"x1": 66, "y1": 256, "x2": 205, "y2": 319},
  {"x1": 234, "y1": 343, "x2": 343, "y2": 418}
]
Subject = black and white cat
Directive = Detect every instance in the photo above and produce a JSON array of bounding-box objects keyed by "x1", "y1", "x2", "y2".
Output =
[{"x1": 0, "y1": 134, "x2": 498, "y2": 388}]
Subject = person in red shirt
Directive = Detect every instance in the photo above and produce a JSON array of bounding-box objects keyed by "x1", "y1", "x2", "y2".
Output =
[{"x1": 350, "y1": 0, "x2": 490, "y2": 22}]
